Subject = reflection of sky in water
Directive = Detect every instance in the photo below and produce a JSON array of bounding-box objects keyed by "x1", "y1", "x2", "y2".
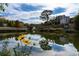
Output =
[
  {"x1": 52, "y1": 44, "x2": 65, "y2": 52},
  {"x1": 25, "y1": 34, "x2": 43, "y2": 41},
  {"x1": 0, "y1": 34, "x2": 78, "y2": 56}
]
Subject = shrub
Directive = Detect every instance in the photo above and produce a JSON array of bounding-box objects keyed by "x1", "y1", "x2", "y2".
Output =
[{"x1": 39, "y1": 40, "x2": 52, "y2": 50}]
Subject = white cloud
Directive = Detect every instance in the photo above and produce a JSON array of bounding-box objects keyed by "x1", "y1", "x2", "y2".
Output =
[
  {"x1": 52, "y1": 43, "x2": 78, "y2": 56},
  {"x1": 22, "y1": 19, "x2": 44, "y2": 24},
  {"x1": 2, "y1": 3, "x2": 79, "y2": 24},
  {"x1": 50, "y1": 3, "x2": 79, "y2": 17},
  {"x1": 0, "y1": 0, "x2": 79, "y2": 3}
]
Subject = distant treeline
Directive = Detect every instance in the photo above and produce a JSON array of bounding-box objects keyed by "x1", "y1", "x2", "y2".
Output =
[{"x1": 0, "y1": 17, "x2": 28, "y2": 27}]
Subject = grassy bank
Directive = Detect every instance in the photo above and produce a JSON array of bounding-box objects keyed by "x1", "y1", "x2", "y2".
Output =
[{"x1": 0, "y1": 27, "x2": 27, "y2": 33}]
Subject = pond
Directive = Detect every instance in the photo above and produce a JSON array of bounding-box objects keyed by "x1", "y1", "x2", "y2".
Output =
[{"x1": 0, "y1": 33, "x2": 79, "y2": 56}]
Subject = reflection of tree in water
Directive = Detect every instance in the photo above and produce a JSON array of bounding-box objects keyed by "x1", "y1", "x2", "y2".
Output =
[
  {"x1": 0, "y1": 33, "x2": 79, "y2": 55},
  {"x1": 0, "y1": 34, "x2": 20, "y2": 40},
  {"x1": 73, "y1": 39, "x2": 79, "y2": 51},
  {"x1": 0, "y1": 40, "x2": 32, "y2": 56},
  {"x1": 66, "y1": 33, "x2": 79, "y2": 51},
  {"x1": 41, "y1": 33, "x2": 69, "y2": 45},
  {"x1": 41, "y1": 33, "x2": 79, "y2": 52},
  {"x1": 70, "y1": 36, "x2": 79, "y2": 51},
  {"x1": 0, "y1": 40, "x2": 11, "y2": 56}
]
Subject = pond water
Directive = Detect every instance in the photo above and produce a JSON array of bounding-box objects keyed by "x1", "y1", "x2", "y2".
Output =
[{"x1": 0, "y1": 33, "x2": 79, "y2": 56}]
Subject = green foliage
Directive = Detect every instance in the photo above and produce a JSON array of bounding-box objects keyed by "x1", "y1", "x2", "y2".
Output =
[
  {"x1": 13, "y1": 45, "x2": 32, "y2": 56},
  {"x1": 0, "y1": 3, "x2": 8, "y2": 12},
  {"x1": 40, "y1": 45, "x2": 51, "y2": 50},
  {"x1": 40, "y1": 10, "x2": 52, "y2": 22},
  {"x1": 74, "y1": 14, "x2": 79, "y2": 31},
  {"x1": 41, "y1": 33, "x2": 59, "y2": 40},
  {"x1": 39, "y1": 40, "x2": 52, "y2": 50},
  {"x1": 0, "y1": 40, "x2": 11, "y2": 56},
  {"x1": 0, "y1": 41, "x2": 31, "y2": 56},
  {"x1": 0, "y1": 18, "x2": 27, "y2": 27},
  {"x1": 74, "y1": 14, "x2": 79, "y2": 40}
]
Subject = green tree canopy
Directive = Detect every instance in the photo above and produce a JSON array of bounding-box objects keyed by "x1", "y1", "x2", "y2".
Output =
[
  {"x1": 40, "y1": 10, "x2": 53, "y2": 22},
  {"x1": 74, "y1": 14, "x2": 79, "y2": 31},
  {"x1": 0, "y1": 3, "x2": 8, "y2": 12}
]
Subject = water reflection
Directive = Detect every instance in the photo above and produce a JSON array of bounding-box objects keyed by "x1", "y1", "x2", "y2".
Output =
[
  {"x1": 0, "y1": 34, "x2": 79, "y2": 56},
  {"x1": 52, "y1": 44, "x2": 65, "y2": 52}
]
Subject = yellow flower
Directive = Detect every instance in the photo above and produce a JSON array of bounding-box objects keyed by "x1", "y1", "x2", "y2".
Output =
[
  {"x1": 17, "y1": 34, "x2": 31, "y2": 45},
  {"x1": 17, "y1": 34, "x2": 26, "y2": 40},
  {"x1": 21, "y1": 39, "x2": 31, "y2": 45}
]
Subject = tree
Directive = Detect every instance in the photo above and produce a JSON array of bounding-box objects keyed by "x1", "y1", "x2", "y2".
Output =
[
  {"x1": 14, "y1": 20, "x2": 24, "y2": 27},
  {"x1": 74, "y1": 14, "x2": 79, "y2": 31},
  {"x1": 74, "y1": 13, "x2": 79, "y2": 40},
  {"x1": 40, "y1": 10, "x2": 52, "y2": 22},
  {"x1": 0, "y1": 3, "x2": 8, "y2": 12},
  {"x1": 39, "y1": 40, "x2": 52, "y2": 50}
]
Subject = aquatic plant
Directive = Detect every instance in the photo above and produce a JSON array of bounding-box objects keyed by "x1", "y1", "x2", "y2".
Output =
[
  {"x1": 0, "y1": 40, "x2": 11, "y2": 56},
  {"x1": 17, "y1": 34, "x2": 31, "y2": 45},
  {"x1": 12, "y1": 34, "x2": 32, "y2": 56},
  {"x1": 13, "y1": 44, "x2": 32, "y2": 56}
]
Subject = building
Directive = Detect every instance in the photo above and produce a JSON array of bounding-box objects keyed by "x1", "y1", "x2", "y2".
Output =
[
  {"x1": 55, "y1": 15, "x2": 70, "y2": 32},
  {"x1": 56, "y1": 15, "x2": 70, "y2": 25}
]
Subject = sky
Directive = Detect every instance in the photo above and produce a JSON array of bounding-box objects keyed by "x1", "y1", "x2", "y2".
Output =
[{"x1": 0, "y1": 2, "x2": 79, "y2": 24}]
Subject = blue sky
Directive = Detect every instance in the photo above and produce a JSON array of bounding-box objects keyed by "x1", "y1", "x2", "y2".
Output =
[
  {"x1": 53, "y1": 7, "x2": 66, "y2": 14},
  {"x1": 0, "y1": 3, "x2": 79, "y2": 24},
  {"x1": 13, "y1": 4, "x2": 44, "y2": 12}
]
